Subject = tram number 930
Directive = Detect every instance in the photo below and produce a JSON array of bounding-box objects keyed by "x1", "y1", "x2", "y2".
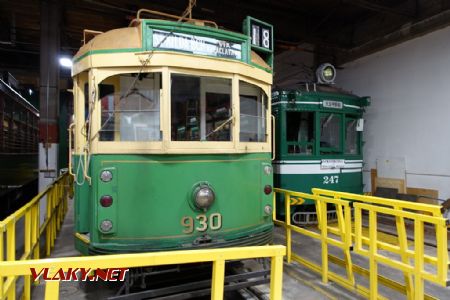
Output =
[
  {"x1": 323, "y1": 175, "x2": 339, "y2": 185},
  {"x1": 181, "y1": 213, "x2": 222, "y2": 234}
]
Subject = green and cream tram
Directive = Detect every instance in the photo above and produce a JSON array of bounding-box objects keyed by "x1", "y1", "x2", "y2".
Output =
[{"x1": 70, "y1": 10, "x2": 274, "y2": 254}]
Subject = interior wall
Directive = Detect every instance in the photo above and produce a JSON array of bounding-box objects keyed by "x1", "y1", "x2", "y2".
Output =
[{"x1": 337, "y1": 25, "x2": 450, "y2": 199}]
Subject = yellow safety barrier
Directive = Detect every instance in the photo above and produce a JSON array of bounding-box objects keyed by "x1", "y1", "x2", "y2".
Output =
[
  {"x1": 274, "y1": 187, "x2": 449, "y2": 300},
  {"x1": 0, "y1": 173, "x2": 72, "y2": 300},
  {"x1": 0, "y1": 245, "x2": 286, "y2": 300}
]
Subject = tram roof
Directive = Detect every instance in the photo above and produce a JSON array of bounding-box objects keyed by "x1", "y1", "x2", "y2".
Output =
[{"x1": 73, "y1": 19, "x2": 271, "y2": 74}]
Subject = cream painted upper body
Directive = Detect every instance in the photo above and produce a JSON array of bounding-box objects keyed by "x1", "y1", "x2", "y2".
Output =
[{"x1": 72, "y1": 22, "x2": 272, "y2": 155}]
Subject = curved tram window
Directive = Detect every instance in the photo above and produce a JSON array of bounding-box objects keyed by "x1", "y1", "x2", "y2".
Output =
[
  {"x1": 320, "y1": 113, "x2": 341, "y2": 153},
  {"x1": 345, "y1": 118, "x2": 359, "y2": 154},
  {"x1": 171, "y1": 74, "x2": 232, "y2": 141},
  {"x1": 239, "y1": 81, "x2": 267, "y2": 142},
  {"x1": 99, "y1": 72, "x2": 162, "y2": 141}
]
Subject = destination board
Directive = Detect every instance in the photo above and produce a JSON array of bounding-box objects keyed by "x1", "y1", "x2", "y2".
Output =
[{"x1": 153, "y1": 30, "x2": 242, "y2": 60}]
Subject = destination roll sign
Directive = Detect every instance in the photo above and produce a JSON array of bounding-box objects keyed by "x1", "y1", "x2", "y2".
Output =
[{"x1": 152, "y1": 30, "x2": 242, "y2": 60}]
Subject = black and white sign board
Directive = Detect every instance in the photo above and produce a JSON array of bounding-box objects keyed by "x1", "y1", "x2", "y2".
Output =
[{"x1": 153, "y1": 30, "x2": 242, "y2": 60}]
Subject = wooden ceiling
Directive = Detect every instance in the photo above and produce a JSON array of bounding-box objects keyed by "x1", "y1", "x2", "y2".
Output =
[{"x1": 0, "y1": 0, "x2": 449, "y2": 88}]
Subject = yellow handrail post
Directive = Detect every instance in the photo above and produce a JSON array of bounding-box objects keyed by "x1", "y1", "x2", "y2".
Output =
[
  {"x1": 46, "y1": 190, "x2": 52, "y2": 256},
  {"x1": 393, "y1": 205, "x2": 413, "y2": 298},
  {"x1": 315, "y1": 198, "x2": 322, "y2": 230},
  {"x1": 413, "y1": 219, "x2": 425, "y2": 300},
  {"x1": 211, "y1": 259, "x2": 225, "y2": 300},
  {"x1": 34, "y1": 203, "x2": 40, "y2": 260},
  {"x1": 319, "y1": 200, "x2": 328, "y2": 284},
  {"x1": 0, "y1": 225, "x2": 4, "y2": 299},
  {"x1": 31, "y1": 203, "x2": 39, "y2": 286},
  {"x1": 354, "y1": 206, "x2": 362, "y2": 253},
  {"x1": 24, "y1": 209, "x2": 32, "y2": 300},
  {"x1": 52, "y1": 188, "x2": 56, "y2": 248},
  {"x1": 56, "y1": 185, "x2": 61, "y2": 231},
  {"x1": 44, "y1": 280, "x2": 60, "y2": 300},
  {"x1": 6, "y1": 221, "x2": 16, "y2": 299},
  {"x1": 285, "y1": 193, "x2": 292, "y2": 263},
  {"x1": 343, "y1": 204, "x2": 355, "y2": 285},
  {"x1": 368, "y1": 210, "x2": 378, "y2": 300},
  {"x1": 270, "y1": 254, "x2": 284, "y2": 300},
  {"x1": 436, "y1": 219, "x2": 448, "y2": 285}
]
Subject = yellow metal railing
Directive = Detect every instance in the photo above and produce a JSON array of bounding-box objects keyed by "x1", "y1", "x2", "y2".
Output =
[
  {"x1": 0, "y1": 173, "x2": 72, "y2": 300},
  {"x1": 0, "y1": 246, "x2": 286, "y2": 300},
  {"x1": 274, "y1": 188, "x2": 449, "y2": 300}
]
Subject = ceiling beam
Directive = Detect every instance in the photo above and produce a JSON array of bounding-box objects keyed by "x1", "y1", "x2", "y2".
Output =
[
  {"x1": 343, "y1": 0, "x2": 415, "y2": 18},
  {"x1": 337, "y1": 8, "x2": 450, "y2": 65}
]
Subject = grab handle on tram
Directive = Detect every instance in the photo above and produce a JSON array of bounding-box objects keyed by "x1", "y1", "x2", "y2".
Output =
[
  {"x1": 271, "y1": 115, "x2": 275, "y2": 161},
  {"x1": 68, "y1": 123, "x2": 75, "y2": 176}
]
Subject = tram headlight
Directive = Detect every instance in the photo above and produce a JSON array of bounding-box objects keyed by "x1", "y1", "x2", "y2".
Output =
[
  {"x1": 316, "y1": 63, "x2": 336, "y2": 84},
  {"x1": 263, "y1": 165, "x2": 272, "y2": 175},
  {"x1": 194, "y1": 185, "x2": 215, "y2": 210},
  {"x1": 100, "y1": 219, "x2": 113, "y2": 232},
  {"x1": 264, "y1": 205, "x2": 273, "y2": 215},
  {"x1": 100, "y1": 170, "x2": 113, "y2": 182}
]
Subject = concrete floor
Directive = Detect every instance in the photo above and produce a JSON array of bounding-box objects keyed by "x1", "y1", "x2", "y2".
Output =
[{"x1": 29, "y1": 199, "x2": 450, "y2": 299}]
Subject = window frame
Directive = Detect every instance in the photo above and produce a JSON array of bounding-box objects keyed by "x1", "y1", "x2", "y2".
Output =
[
  {"x1": 318, "y1": 112, "x2": 343, "y2": 154},
  {"x1": 170, "y1": 72, "x2": 233, "y2": 143},
  {"x1": 85, "y1": 67, "x2": 271, "y2": 154},
  {"x1": 344, "y1": 114, "x2": 361, "y2": 156},
  {"x1": 284, "y1": 110, "x2": 315, "y2": 156}
]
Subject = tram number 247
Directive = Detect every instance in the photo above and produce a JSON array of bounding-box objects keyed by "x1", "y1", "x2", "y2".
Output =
[
  {"x1": 181, "y1": 213, "x2": 222, "y2": 234},
  {"x1": 323, "y1": 175, "x2": 339, "y2": 184}
]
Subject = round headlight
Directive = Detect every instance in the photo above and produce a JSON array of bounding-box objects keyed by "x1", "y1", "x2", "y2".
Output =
[
  {"x1": 263, "y1": 165, "x2": 272, "y2": 175},
  {"x1": 100, "y1": 219, "x2": 113, "y2": 232},
  {"x1": 316, "y1": 63, "x2": 336, "y2": 84},
  {"x1": 100, "y1": 170, "x2": 113, "y2": 182},
  {"x1": 264, "y1": 205, "x2": 273, "y2": 215},
  {"x1": 194, "y1": 186, "x2": 215, "y2": 210}
]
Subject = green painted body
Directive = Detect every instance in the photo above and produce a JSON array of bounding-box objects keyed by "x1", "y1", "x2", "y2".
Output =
[
  {"x1": 272, "y1": 88, "x2": 370, "y2": 207},
  {"x1": 74, "y1": 153, "x2": 273, "y2": 254},
  {"x1": 276, "y1": 172, "x2": 362, "y2": 197}
]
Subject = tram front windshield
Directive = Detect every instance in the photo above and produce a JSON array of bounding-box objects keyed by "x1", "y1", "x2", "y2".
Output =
[{"x1": 96, "y1": 72, "x2": 268, "y2": 144}]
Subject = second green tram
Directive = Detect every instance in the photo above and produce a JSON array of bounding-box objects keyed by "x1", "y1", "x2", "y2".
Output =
[{"x1": 273, "y1": 80, "x2": 370, "y2": 224}]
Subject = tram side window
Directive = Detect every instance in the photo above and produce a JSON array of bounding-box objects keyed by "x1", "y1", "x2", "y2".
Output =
[
  {"x1": 320, "y1": 113, "x2": 341, "y2": 153},
  {"x1": 345, "y1": 118, "x2": 358, "y2": 154},
  {"x1": 99, "y1": 72, "x2": 162, "y2": 142},
  {"x1": 171, "y1": 74, "x2": 231, "y2": 141},
  {"x1": 286, "y1": 111, "x2": 314, "y2": 154},
  {"x1": 239, "y1": 81, "x2": 267, "y2": 142}
]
